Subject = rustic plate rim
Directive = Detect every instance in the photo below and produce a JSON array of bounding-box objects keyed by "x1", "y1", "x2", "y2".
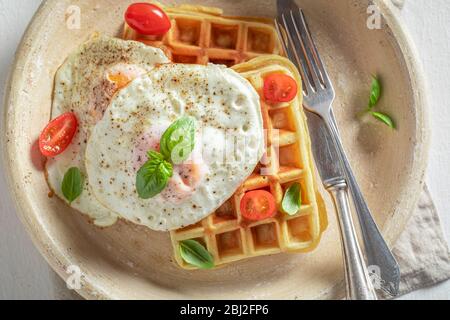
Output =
[{"x1": 1, "y1": 0, "x2": 430, "y2": 300}]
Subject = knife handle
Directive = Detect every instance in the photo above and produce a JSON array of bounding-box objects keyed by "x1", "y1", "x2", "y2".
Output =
[
  {"x1": 327, "y1": 180, "x2": 377, "y2": 300},
  {"x1": 327, "y1": 110, "x2": 400, "y2": 296}
]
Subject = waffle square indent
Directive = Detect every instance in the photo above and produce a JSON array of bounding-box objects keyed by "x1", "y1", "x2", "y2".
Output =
[
  {"x1": 173, "y1": 18, "x2": 202, "y2": 46},
  {"x1": 279, "y1": 143, "x2": 303, "y2": 168},
  {"x1": 212, "y1": 198, "x2": 238, "y2": 224},
  {"x1": 210, "y1": 24, "x2": 239, "y2": 49},
  {"x1": 270, "y1": 107, "x2": 296, "y2": 131},
  {"x1": 216, "y1": 229, "x2": 244, "y2": 258},
  {"x1": 251, "y1": 222, "x2": 280, "y2": 252},
  {"x1": 247, "y1": 27, "x2": 275, "y2": 53},
  {"x1": 286, "y1": 215, "x2": 312, "y2": 244}
]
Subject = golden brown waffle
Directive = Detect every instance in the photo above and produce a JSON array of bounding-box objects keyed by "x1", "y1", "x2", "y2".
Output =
[
  {"x1": 170, "y1": 55, "x2": 328, "y2": 269},
  {"x1": 122, "y1": 3, "x2": 282, "y2": 66},
  {"x1": 122, "y1": 3, "x2": 327, "y2": 269}
]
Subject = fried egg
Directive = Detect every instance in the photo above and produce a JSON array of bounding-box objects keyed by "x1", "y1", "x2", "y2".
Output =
[
  {"x1": 85, "y1": 64, "x2": 264, "y2": 231},
  {"x1": 45, "y1": 34, "x2": 169, "y2": 226}
]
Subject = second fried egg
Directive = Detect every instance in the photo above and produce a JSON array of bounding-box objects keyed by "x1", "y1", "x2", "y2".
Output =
[{"x1": 45, "y1": 34, "x2": 169, "y2": 226}]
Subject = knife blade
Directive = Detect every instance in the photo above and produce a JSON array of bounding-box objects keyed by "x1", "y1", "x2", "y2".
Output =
[{"x1": 304, "y1": 110, "x2": 346, "y2": 188}]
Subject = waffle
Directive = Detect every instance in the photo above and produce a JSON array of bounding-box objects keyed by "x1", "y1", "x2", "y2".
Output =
[
  {"x1": 122, "y1": 3, "x2": 282, "y2": 66},
  {"x1": 170, "y1": 55, "x2": 328, "y2": 269},
  {"x1": 123, "y1": 4, "x2": 327, "y2": 269}
]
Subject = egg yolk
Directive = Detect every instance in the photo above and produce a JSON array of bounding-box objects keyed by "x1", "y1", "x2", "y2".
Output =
[
  {"x1": 89, "y1": 65, "x2": 147, "y2": 124},
  {"x1": 106, "y1": 64, "x2": 146, "y2": 91},
  {"x1": 107, "y1": 72, "x2": 133, "y2": 90}
]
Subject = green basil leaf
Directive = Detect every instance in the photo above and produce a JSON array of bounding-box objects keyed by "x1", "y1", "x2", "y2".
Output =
[
  {"x1": 136, "y1": 151, "x2": 173, "y2": 199},
  {"x1": 147, "y1": 150, "x2": 165, "y2": 162},
  {"x1": 368, "y1": 76, "x2": 381, "y2": 109},
  {"x1": 160, "y1": 116, "x2": 196, "y2": 164},
  {"x1": 62, "y1": 167, "x2": 84, "y2": 204},
  {"x1": 179, "y1": 240, "x2": 215, "y2": 269},
  {"x1": 371, "y1": 111, "x2": 396, "y2": 129},
  {"x1": 281, "y1": 183, "x2": 302, "y2": 216}
]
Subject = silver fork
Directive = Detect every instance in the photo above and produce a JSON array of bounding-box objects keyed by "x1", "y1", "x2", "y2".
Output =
[{"x1": 276, "y1": 0, "x2": 399, "y2": 298}]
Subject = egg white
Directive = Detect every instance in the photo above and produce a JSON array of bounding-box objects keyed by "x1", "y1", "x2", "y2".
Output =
[
  {"x1": 45, "y1": 34, "x2": 169, "y2": 226},
  {"x1": 85, "y1": 63, "x2": 264, "y2": 231}
]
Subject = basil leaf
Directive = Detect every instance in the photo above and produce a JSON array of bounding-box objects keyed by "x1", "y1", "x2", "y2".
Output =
[
  {"x1": 62, "y1": 167, "x2": 84, "y2": 204},
  {"x1": 147, "y1": 150, "x2": 165, "y2": 162},
  {"x1": 160, "y1": 116, "x2": 196, "y2": 164},
  {"x1": 179, "y1": 240, "x2": 215, "y2": 269},
  {"x1": 136, "y1": 151, "x2": 173, "y2": 199},
  {"x1": 368, "y1": 76, "x2": 381, "y2": 109},
  {"x1": 371, "y1": 111, "x2": 396, "y2": 129},
  {"x1": 282, "y1": 183, "x2": 302, "y2": 216}
]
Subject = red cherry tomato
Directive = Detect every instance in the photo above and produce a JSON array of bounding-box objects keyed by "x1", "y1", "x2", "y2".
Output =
[
  {"x1": 125, "y1": 3, "x2": 171, "y2": 36},
  {"x1": 39, "y1": 112, "x2": 78, "y2": 157},
  {"x1": 263, "y1": 73, "x2": 298, "y2": 103},
  {"x1": 240, "y1": 190, "x2": 276, "y2": 221}
]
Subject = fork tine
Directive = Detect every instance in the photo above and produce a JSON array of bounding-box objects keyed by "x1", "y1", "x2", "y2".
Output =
[
  {"x1": 289, "y1": 9, "x2": 324, "y2": 91},
  {"x1": 276, "y1": 14, "x2": 315, "y2": 96},
  {"x1": 295, "y1": 8, "x2": 333, "y2": 90},
  {"x1": 278, "y1": 8, "x2": 324, "y2": 95},
  {"x1": 275, "y1": 17, "x2": 309, "y2": 95}
]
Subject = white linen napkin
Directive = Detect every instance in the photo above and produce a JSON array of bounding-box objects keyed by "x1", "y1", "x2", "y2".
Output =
[{"x1": 391, "y1": 185, "x2": 450, "y2": 297}]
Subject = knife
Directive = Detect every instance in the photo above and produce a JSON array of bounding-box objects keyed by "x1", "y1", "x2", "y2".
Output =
[{"x1": 305, "y1": 110, "x2": 377, "y2": 300}]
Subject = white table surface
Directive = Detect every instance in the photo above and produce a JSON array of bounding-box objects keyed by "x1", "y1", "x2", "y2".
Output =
[{"x1": 0, "y1": 0, "x2": 449, "y2": 300}]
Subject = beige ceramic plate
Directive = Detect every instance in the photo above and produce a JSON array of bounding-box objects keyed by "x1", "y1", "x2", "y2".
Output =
[{"x1": 1, "y1": 0, "x2": 429, "y2": 299}]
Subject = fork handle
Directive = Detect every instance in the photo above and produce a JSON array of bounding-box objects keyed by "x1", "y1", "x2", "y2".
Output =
[
  {"x1": 326, "y1": 110, "x2": 400, "y2": 295},
  {"x1": 327, "y1": 180, "x2": 377, "y2": 300}
]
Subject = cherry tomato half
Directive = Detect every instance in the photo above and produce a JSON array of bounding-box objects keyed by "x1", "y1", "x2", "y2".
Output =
[
  {"x1": 125, "y1": 3, "x2": 171, "y2": 36},
  {"x1": 240, "y1": 190, "x2": 276, "y2": 221},
  {"x1": 39, "y1": 112, "x2": 78, "y2": 157},
  {"x1": 263, "y1": 73, "x2": 298, "y2": 103}
]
